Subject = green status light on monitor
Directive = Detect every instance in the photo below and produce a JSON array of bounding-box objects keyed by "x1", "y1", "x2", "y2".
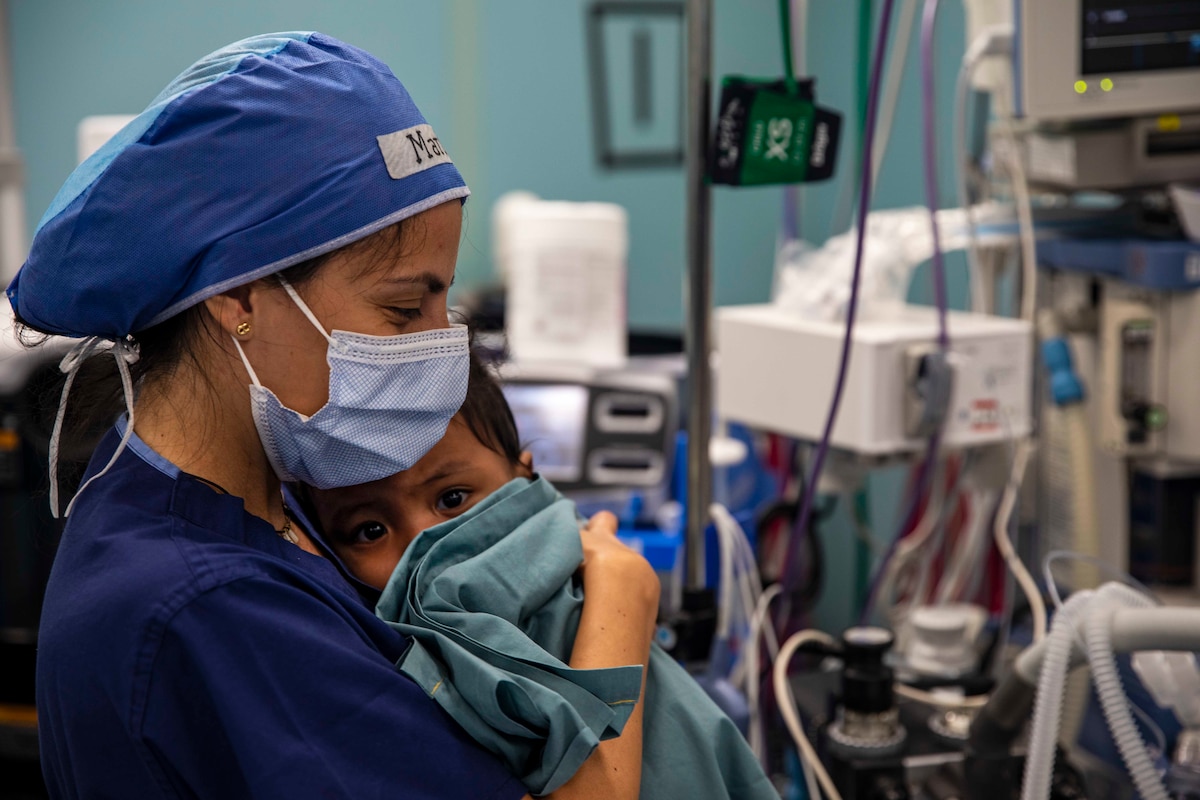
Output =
[
  {"x1": 1101, "y1": 78, "x2": 1114, "y2": 92},
  {"x1": 1074, "y1": 80, "x2": 1088, "y2": 94}
]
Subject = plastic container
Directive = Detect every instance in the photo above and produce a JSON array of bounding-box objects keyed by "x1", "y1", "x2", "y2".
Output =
[
  {"x1": 497, "y1": 195, "x2": 628, "y2": 368},
  {"x1": 1168, "y1": 183, "x2": 1200, "y2": 243}
]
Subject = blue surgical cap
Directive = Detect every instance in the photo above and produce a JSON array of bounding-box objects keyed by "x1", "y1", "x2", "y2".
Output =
[{"x1": 8, "y1": 32, "x2": 469, "y2": 339}]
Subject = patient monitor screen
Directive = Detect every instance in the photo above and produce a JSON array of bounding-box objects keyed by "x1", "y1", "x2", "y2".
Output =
[
  {"x1": 1081, "y1": 1, "x2": 1200, "y2": 75},
  {"x1": 502, "y1": 384, "x2": 590, "y2": 483}
]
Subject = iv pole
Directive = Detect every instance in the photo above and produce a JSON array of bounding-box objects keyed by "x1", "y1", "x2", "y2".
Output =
[
  {"x1": 683, "y1": 0, "x2": 713, "y2": 591},
  {"x1": 0, "y1": 0, "x2": 28, "y2": 285}
]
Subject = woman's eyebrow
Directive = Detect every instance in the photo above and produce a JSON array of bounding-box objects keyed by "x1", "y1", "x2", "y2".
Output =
[{"x1": 380, "y1": 272, "x2": 451, "y2": 294}]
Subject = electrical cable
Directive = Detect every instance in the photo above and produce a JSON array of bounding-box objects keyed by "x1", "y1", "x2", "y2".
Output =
[
  {"x1": 955, "y1": 44, "x2": 984, "y2": 311},
  {"x1": 758, "y1": 498, "x2": 825, "y2": 605},
  {"x1": 956, "y1": 36, "x2": 985, "y2": 313},
  {"x1": 858, "y1": 433, "x2": 941, "y2": 625},
  {"x1": 906, "y1": 464, "x2": 958, "y2": 613},
  {"x1": 997, "y1": 78, "x2": 1038, "y2": 323},
  {"x1": 773, "y1": 629, "x2": 842, "y2": 800},
  {"x1": 747, "y1": 584, "x2": 783, "y2": 767},
  {"x1": 871, "y1": 0, "x2": 920, "y2": 189},
  {"x1": 712, "y1": 503, "x2": 768, "y2": 687},
  {"x1": 1042, "y1": 550, "x2": 1159, "y2": 614},
  {"x1": 876, "y1": 451, "x2": 978, "y2": 624},
  {"x1": 779, "y1": 0, "x2": 898, "y2": 626},
  {"x1": 995, "y1": 439, "x2": 1047, "y2": 642},
  {"x1": 789, "y1": 0, "x2": 808, "y2": 77},
  {"x1": 1128, "y1": 698, "x2": 1169, "y2": 766},
  {"x1": 855, "y1": 0, "x2": 956, "y2": 626},
  {"x1": 955, "y1": 26, "x2": 1013, "y2": 314},
  {"x1": 714, "y1": 505, "x2": 738, "y2": 641},
  {"x1": 938, "y1": 488, "x2": 996, "y2": 604},
  {"x1": 879, "y1": 458, "x2": 949, "y2": 624},
  {"x1": 778, "y1": 0, "x2": 799, "y2": 95},
  {"x1": 894, "y1": 683, "x2": 989, "y2": 709},
  {"x1": 829, "y1": 0, "x2": 877, "y2": 237}
]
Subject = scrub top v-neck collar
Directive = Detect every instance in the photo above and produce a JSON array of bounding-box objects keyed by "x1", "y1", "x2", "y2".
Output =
[{"x1": 115, "y1": 415, "x2": 356, "y2": 592}]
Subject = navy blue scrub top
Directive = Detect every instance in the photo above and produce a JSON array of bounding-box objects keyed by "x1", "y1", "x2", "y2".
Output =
[{"x1": 35, "y1": 423, "x2": 528, "y2": 800}]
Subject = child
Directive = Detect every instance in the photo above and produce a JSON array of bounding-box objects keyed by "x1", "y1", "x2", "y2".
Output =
[{"x1": 305, "y1": 353, "x2": 776, "y2": 799}]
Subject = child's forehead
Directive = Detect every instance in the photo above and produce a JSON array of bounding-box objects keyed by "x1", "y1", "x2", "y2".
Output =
[
  {"x1": 376, "y1": 417, "x2": 496, "y2": 486},
  {"x1": 311, "y1": 414, "x2": 499, "y2": 513}
]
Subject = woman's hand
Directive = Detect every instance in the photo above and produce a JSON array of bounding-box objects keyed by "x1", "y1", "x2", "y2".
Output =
[{"x1": 545, "y1": 511, "x2": 658, "y2": 800}]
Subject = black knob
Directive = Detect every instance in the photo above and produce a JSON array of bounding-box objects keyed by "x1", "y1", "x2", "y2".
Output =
[{"x1": 841, "y1": 627, "x2": 895, "y2": 714}]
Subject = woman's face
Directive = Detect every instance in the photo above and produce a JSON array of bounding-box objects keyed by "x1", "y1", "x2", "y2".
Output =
[{"x1": 243, "y1": 199, "x2": 462, "y2": 417}]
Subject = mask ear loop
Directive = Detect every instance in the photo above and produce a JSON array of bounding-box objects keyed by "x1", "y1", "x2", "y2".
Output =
[
  {"x1": 277, "y1": 275, "x2": 334, "y2": 345},
  {"x1": 50, "y1": 337, "x2": 140, "y2": 518},
  {"x1": 231, "y1": 335, "x2": 264, "y2": 387},
  {"x1": 231, "y1": 274, "x2": 336, "y2": 384}
]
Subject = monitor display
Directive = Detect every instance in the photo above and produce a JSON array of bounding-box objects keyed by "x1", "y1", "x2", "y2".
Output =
[
  {"x1": 502, "y1": 384, "x2": 590, "y2": 483},
  {"x1": 1082, "y1": 1, "x2": 1200, "y2": 75}
]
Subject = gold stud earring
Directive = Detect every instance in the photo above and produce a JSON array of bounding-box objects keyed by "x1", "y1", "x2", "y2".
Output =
[{"x1": 236, "y1": 321, "x2": 252, "y2": 337}]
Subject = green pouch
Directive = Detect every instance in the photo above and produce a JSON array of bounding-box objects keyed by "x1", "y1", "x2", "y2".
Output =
[{"x1": 710, "y1": 76, "x2": 842, "y2": 186}]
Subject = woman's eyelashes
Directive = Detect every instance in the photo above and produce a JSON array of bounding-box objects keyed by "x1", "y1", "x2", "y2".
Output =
[{"x1": 388, "y1": 306, "x2": 423, "y2": 322}]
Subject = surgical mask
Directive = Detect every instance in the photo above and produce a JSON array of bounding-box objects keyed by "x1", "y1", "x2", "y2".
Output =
[{"x1": 232, "y1": 277, "x2": 469, "y2": 490}]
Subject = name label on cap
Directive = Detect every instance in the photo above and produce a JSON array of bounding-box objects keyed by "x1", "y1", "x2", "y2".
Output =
[{"x1": 377, "y1": 124, "x2": 453, "y2": 179}]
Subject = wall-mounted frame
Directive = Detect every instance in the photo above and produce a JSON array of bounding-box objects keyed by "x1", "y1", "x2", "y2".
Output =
[{"x1": 586, "y1": 1, "x2": 685, "y2": 169}]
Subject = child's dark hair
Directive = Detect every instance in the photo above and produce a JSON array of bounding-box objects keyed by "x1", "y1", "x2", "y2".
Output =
[{"x1": 458, "y1": 348, "x2": 523, "y2": 467}]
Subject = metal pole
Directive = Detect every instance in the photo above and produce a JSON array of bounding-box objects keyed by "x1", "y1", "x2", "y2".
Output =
[
  {"x1": 0, "y1": 0, "x2": 28, "y2": 285},
  {"x1": 684, "y1": 0, "x2": 713, "y2": 590}
]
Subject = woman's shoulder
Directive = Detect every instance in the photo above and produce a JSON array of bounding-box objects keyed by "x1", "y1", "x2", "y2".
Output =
[
  {"x1": 38, "y1": 476, "x2": 528, "y2": 800},
  {"x1": 40, "y1": 440, "x2": 399, "y2": 700}
]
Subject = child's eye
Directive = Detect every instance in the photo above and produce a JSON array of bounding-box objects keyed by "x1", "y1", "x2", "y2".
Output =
[
  {"x1": 436, "y1": 489, "x2": 469, "y2": 513},
  {"x1": 348, "y1": 521, "x2": 388, "y2": 544}
]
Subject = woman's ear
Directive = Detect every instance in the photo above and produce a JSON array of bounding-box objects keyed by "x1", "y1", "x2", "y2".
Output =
[
  {"x1": 517, "y1": 450, "x2": 535, "y2": 478},
  {"x1": 203, "y1": 284, "x2": 257, "y2": 339}
]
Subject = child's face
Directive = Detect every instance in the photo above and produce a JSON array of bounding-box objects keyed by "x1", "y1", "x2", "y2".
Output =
[{"x1": 309, "y1": 416, "x2": 532, "y2": 590}]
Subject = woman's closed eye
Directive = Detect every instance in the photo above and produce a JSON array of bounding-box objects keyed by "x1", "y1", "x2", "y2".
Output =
[
  {"x1": 388, "y1": 306, "x2": 423, "y2": 322},
  {"x1": 346, "y1": 520, "x2": 389, "y2": 545}
]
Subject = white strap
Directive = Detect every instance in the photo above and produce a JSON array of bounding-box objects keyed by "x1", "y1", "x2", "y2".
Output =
[
  {"x1": 50, "y1": 337, "x2": 140, "y2": 518},
  {"x1": 277, "y1": 275, "x2": 333, "y2": 344},
  {"x1": 231, "y1": 334, "x2": 263, "y2": 387}
]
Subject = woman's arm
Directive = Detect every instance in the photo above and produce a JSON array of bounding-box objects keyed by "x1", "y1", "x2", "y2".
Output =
[{"x1": 544, "y1": 510, "x2": 660, "y2": 800}]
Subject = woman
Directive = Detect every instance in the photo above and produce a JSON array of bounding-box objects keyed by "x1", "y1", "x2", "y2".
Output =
[{"x1": 13, "y1": 33, "x2": 658, "y2": 799}]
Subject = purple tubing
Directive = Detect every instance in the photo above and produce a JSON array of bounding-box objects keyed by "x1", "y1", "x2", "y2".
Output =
[
  {"x1": 778, "y1": 0, "x2": 899, "y2": 613},
  {"x1": 856, "y1": 0, "x2": 954, "y2": 624},
  {"x1": 921, "y1": 0, "x2": 950, "y2": 349}
]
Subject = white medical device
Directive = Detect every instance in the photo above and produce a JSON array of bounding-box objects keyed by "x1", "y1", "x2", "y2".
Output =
[
  {"x1": 1015, "y1": 0, "x2": 1200, "y2": 122},
  {"x1": 498, "y1": 361, "x2": 677, "y2": 494},
  {"x1": 716, "y1": 304, "x2": 1032, "y2": 456}
]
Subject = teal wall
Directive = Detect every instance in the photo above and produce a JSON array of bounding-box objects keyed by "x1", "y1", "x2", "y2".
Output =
[
  {"x1": 11, "y1": 1, "x2": 973, "y2": 630},
  {"x1": 10, "y1": 0, "x2": 968, "y2": 332},
  {"x1": 12, "y1": 0, "x2": 785, "y2": 332}
]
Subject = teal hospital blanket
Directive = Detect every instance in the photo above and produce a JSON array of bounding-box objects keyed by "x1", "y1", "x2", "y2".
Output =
[{"x1": 377, "y1": 477, "x2": 777, "y2": 798}]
